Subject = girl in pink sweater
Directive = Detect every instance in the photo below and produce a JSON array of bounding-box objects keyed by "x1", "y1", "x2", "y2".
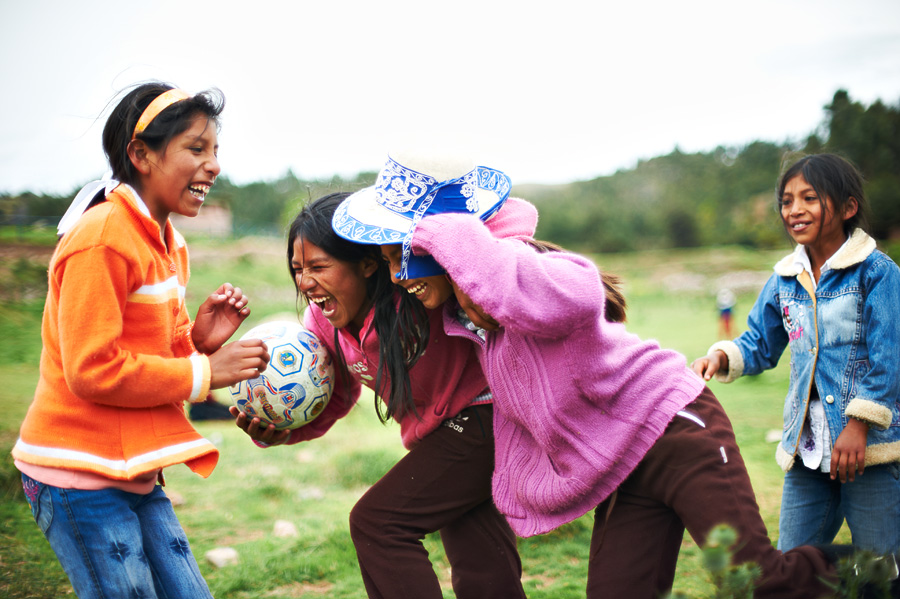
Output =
[{"x1": 334, "y1": 153, "x2": 872, "y2": 598}]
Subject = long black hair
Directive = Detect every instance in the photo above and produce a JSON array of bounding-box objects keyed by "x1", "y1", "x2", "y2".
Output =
[{"x1": 287, "y1": 192, "x2": 430, "y2": 422}]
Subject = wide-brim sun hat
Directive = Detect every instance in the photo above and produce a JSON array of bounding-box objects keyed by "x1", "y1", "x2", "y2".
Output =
[{"x1": 332, "y1": 150, "x2": 511, "y2": 279}]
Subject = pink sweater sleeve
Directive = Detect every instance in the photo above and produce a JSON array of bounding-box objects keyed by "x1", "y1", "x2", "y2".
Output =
[{"x1": 412, "y1": 213, "x2": 605, "y2": 337}]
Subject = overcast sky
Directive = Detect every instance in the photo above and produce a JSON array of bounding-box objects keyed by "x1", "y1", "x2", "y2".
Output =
[{"x1": 2, "y1": 0, "x2": 899, "y2": 196}]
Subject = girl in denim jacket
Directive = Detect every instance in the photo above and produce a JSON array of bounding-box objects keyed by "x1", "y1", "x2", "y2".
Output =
[{"x1": 693, "y1": 153, "x2": 900, "y2": 555}]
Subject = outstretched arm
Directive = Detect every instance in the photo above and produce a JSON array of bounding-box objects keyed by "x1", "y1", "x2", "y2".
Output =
[
  {"x1": 412, "y1": 213, "x2": 605, "y2": 336},
  {"x1": 691, "y1": 350, "x2": 730, "y2": 381}
]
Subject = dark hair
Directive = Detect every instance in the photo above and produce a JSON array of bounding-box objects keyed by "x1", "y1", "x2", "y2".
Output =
[
  {"x1": 102, "y1": 82, "x2": 225, "y2": 186},
  {"x1": 776, "y1": 153, "x2": 868, "y2": 236},
  {"x1": 287, "y1": 193, "x2": 429, "y2": 422},
  {"x1": 523, "y1": 238, "x2": 627, "y2": 323}
]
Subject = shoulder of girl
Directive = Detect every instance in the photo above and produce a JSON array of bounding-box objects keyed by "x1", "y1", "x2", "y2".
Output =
[
  {"x1": 56, "y1": 204, "x2": 118, "y2": 252},
  {"x1": 874, "y1": 248, "x2": 900, "y2": 267},
  {"x1": 865, "y1": 251, "x2": 900, "y2": 284}
]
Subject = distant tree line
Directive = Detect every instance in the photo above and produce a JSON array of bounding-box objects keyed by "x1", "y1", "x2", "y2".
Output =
[
  {"x1": 0, "y1": 169, "x2": 376, "y2": 238},
  {"x1": 528, "y1": 89, "x2": 900, "y2": 253},
  {"x1": 207, "y1": 170, "x2": 376, "y2": 236},
  {"x1": 1, "y1": 90, "x2": 897, "y2": 250}
]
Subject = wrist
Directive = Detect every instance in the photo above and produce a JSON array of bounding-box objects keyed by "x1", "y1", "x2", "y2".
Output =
[
  {"x1": 191, "y1": 332, "x2": 214, "y2": 355},
  {"x1": 847, "y1": 416, "x2": 870, "y2": 431},
  {"x1": 189, "y1": 323, "x2": 206, "y2": 354}
]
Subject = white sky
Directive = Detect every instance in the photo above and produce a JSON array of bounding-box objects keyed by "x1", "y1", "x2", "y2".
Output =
[{"x1": 2, "y1": 0, "x2": 899, "y2": 195}]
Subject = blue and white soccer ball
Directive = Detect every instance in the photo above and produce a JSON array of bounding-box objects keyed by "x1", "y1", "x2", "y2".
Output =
[{"x1": 228, "y1": 321, "x2": 334, "y2": 430}]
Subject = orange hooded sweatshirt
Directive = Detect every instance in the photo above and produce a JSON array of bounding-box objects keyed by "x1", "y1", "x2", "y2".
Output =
[{"x1": 13, "y1": 185, "x2": 217, "y2": 480}]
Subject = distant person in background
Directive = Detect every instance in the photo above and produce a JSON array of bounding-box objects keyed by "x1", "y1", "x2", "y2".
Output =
[
  {"x1": 232, "y1": 192, "x2": 525, "y2": 599},
  {"x1": 335, "y1": 151, "x2": 863, "y2": 599},
  {"x1": 693, "y1": 153, "x2": 900, "y2": 556},
  {"x1": 716, "y1": 287, "x2": 737, "y2": 339},
  {"x1": 12, "y1": 82, "x2": 270, "y2": 598}
]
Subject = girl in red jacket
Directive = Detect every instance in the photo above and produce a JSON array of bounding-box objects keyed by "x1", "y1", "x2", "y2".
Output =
[{"x1": 13, "y1": 82, "x2": 269, "y2": 599}]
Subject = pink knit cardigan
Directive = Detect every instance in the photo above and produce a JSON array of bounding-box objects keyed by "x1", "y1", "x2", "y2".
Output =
[{"x1": 412, "y1": 200, "x2": 706, "y2": 537}]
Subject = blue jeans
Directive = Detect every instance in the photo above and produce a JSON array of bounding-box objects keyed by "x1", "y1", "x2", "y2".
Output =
[
  {"x1": 777, "y1": 461, "x2": 900, "y2": 554},
  {"x1": 21, "y1": 473, "x2": 213, "y2": 599}
]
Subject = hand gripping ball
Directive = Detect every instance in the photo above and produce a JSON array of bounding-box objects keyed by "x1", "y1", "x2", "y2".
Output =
[{"x1": 229, "y1": 321, "x2": 334, "y2": 430}]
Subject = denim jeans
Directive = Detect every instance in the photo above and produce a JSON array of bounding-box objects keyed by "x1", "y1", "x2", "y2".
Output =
[
  {"x1": 21, "y1": 473, "x2": 213, "y2": 599},
  {"x1": 777, "y1": 461, "x2": 900, "y2": 554}
]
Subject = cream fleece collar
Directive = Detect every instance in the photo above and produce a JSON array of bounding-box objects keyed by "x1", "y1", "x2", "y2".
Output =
[{"x1": 773, "y1": 228, "x2": 876, "y2": 276}]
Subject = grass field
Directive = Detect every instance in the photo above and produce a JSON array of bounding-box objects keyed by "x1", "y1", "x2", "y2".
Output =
[{"x1": 0, "y1": 234, "x2": 851, "y2": 598}]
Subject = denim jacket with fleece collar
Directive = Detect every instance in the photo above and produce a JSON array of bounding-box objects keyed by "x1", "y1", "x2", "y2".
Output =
[{"x1": 710, "y1": 229, "x2": 900, "y2": 472}]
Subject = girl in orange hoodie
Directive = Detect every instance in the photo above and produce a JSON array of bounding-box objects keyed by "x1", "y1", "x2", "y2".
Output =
[{"x1": 13, "y1": 82, "x2": 269, "y2": 599}]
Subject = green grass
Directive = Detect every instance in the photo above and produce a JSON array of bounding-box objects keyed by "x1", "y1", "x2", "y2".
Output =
[
  {"x1": 0, "y1": 238, "x2": 851, "y2": 598},
  {"x1": 0, "y1": 225, "x2": 58, "y2": 246}
]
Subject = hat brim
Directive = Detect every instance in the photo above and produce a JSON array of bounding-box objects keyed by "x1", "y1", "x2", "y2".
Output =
[
  {"x1": 332, "y1": 186, "x2": 410, "y2": 245},
  {"x1": 332, "y1": 184, "x2": 506, "y2": 246},
  {"x1": 330, "y1": 189, "x2": 453, "y2": 278},
  {"x1": 331, "y1": 161, "x2": 511, "y2": 281}
]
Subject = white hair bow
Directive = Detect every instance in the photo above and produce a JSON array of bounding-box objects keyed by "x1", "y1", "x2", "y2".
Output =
[{"x1": 57, "y1": 175, "x2": 119, "y2": 236}]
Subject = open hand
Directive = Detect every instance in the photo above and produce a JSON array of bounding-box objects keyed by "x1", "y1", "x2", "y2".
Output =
[
  {"x1": 193, "y1": 283, "x2": 252, "y2": 354},
  {"x1": 691, "y1": 351, "x2": 727, "y2": 381}
]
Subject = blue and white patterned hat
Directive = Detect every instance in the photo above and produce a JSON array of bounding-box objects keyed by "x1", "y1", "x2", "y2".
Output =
[{"x1": 332, "y1": 151, "x2": 511, "y2": 279}]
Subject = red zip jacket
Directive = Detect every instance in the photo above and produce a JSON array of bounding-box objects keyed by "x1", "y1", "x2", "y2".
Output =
[{"x1": 293, "y1": 297, "x2": 490, "y2": 449}]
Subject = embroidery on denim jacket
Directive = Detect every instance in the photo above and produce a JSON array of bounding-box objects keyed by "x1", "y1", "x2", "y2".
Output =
[{"x1": 782, "y1": 302, "x2": 805, "y2": 341}]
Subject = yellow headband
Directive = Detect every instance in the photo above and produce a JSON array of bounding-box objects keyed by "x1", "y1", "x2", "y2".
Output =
[{"x1": 132, "y1": 88, "x2": 192, "y2": 140}]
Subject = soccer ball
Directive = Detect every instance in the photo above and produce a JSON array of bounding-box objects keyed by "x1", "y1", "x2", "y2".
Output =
[{"x1": 228, "y1": 321, "x2": 334, "y2": 430}]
